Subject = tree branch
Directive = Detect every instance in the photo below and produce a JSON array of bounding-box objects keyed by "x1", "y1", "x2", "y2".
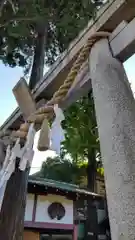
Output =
[
  {"x1": 0, "y1": 0, "x2": 16, "y2": 17},
  {"x1": 0, "y1": 0, "x2": 6, "y2": 16},
  {"x1": 0, "y1": 16, "x2": 40, "y2": 28}
]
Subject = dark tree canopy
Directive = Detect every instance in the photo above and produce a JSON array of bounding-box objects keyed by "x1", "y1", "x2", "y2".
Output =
[
  {"x1": 38, "y1": 156, "x2": 87, "y2": 186},
  {"x1": 62, "y1": 93, "x2": 100, "y2": 162},
  {"x1": 0, "y1": 0, "x2": 105, "y2": 69},
  {"x1": 61, "y1": 92, "x2": 103, "y2": 190}
]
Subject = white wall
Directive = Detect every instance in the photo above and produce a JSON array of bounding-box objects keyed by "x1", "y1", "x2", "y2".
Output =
[
  {"x1": 35, "y1": 194, "x2": 73, "y2": 224},
  {"x1": 24, "y1": 193, "x2": 34, "y2": 221}
]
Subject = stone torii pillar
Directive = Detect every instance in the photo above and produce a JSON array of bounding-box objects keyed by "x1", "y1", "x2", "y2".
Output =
[{"x1": 90, "y1": 38, "x2": 135, "y2": 240}]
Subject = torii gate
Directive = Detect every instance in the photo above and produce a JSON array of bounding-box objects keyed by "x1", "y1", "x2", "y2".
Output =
[{"x1": 0, "y1": 0, "x2": 135, "y2": 239}]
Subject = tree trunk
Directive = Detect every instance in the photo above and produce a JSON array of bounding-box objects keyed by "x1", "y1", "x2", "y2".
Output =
[
  {"x1": 85, "y1": 93, "x2": 98, "y2": 240},
  {"x1": 85, "y1": 150, "x2": 98, "y2": 240},
  {"x1": 87, "y1": 90, "x2": 98, "y2": 192},
  {"x1": 0, "y1": 23, "x2": 47, "y2": 240},
  {"x1": 29, "y1": 23, "x2": 48, "y2": 90},
  {"x1": 87, "y1": 150, "x2": 96, "y2": 192},
  {"x1": 90, "y1": 38, "x2": 135, "y2": 240}
]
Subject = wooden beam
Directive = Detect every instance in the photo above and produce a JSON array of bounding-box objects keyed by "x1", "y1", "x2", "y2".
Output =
[
  {"x1": 110, "y1": 16, "x2": 135, "y2": 61},
  {"x1": 13, "y1": 78, "x2": 36, "y2": 120}
]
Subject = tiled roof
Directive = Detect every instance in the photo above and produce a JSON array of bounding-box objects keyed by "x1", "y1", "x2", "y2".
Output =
[{"x1": 28, "y1": 177, "x2": 101, "y2": 198}]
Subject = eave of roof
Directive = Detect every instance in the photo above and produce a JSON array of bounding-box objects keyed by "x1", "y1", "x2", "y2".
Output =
[{"x1": 28, "y1": 177, "x2": 101, "y2": 198}]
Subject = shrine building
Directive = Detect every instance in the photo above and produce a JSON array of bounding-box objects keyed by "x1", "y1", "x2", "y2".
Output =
[{"x1": 23, "y1": 177, "x2": 108, "y2": 240}]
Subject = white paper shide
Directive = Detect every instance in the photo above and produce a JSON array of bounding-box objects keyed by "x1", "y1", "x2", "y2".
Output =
[{"x1": 50, "y1": 104, "x2": 65, "y2": 155}]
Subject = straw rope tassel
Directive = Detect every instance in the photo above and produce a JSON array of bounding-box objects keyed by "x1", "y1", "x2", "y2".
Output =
[{"x1": 37, "y1": 118, "x2": 50, "y2": 151}]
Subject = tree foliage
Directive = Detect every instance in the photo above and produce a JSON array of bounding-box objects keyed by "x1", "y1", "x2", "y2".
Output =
[
  {"x1": 38, "y1": 156, "x2": 87, "y2": 186},
  {"x1": 0, "y1": 0, "x2": 105, "y2": 70},
  {"x1": 62, "y1": 92, "x2": 100, "y2": 162},
  {"x1": 61, "y1": 92, "x2": 102, "y2": 189},
  {"x1": 33, "y1": 85, "x2": 102, "y2": 189}
]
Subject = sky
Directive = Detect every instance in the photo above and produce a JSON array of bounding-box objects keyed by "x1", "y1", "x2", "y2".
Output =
[{"x1": 0, "y1": 54, "x2": 135, "y2": 174}]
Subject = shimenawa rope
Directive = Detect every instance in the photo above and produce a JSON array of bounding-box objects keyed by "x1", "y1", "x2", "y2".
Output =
[{"x1": 1, "y1": 31, "x2": 110, "y2": 143}]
